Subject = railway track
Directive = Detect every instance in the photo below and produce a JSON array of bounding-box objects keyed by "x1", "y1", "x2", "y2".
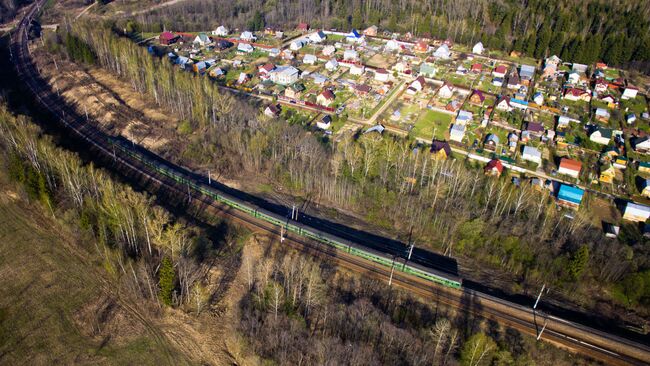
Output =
[{"x1": 9, "y1": 2, "x2": 650, "y2": 365}]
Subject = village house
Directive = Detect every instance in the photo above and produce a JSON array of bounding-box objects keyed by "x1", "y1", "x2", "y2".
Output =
[
  {"x1": 343, "y1": 49, "x2": 359, "y2": 61},
  {"x1": 159, "y1": 31, "x2": 179, "y2": 45},
  {"x1": 613, "y1": 155, "x2": 628, "y2": 170},
  {"x1": 317, "y1": 89, "x2": 335, "y2": 107},
  {"x1": 325, "y1": 59, "x2": 339, "y2": 71},
  {"x1": 240, "y1": 31, "x2": 256, "y2": 41},
  {"x1": 599, "y1": 164, "x2": 616, "y2": 183},
  {"x1": 595, "y1": 107, "x2": 610, "y2": 122},
  {"x1": 533, "y1": 92, "x2": 544, "y2": 105},
  {"x1": 522, "y1": 146, "x2": 542, "y2": 165},
  {"x1": 469, "y1": 90, "x2": 485, "y2": 104},
  {"x1": 264, "y1": 104, "x2": 281, "y2": 118},
  {"x1": 456, "y1": 110, "x2": 473, "y2": 125},
  {"x1": 212, "y1": 26, "x2": 229, "y2": 37},
  {"x1": 594, "y1": 79, "x2": 609, "y2": 94},
  {"x1": 309, "y1": 30, "x2": 327, "y2": 43},
  {"x1": 433, "y1": 44, "x2": 451, "y2": 59},
  {"x1": 623, "y1": 202, "x2": 650, "y2": 222},
  {"x1": 507, "y1": 71, "x2": 521, "y2": 89},
  {"x1": 563, "y1": 88, "x2": 591, "y2": 102},
  {"x1": 557, "y1": 184, "x2": 584, "y2": 210},
  {"x1": 297, "y1": 23, "x2": 310, "y2": 32},
  {"x1": 600, "y1": 94, "x2": 616, "y2": 105},
  {"x1": 354, "y1": 84, "x2": 371, "y2": 95},
  {"x1": 237, "y1": 43, "x2": 254, "y2": 53},
  {"x1": 640, "y1": 161, "x2": 650, "y2": 173},
  {"x1": 508, "y1": 132, "x2": 519, "y2": 152},
  {"x1": 492, "y1": 77, "x2": 504, "y2": 87},
  {"x1": 193, "y1": 33, "x2": 211, "y2": 47},
  {"x1": 290, "y1": 39, "x2": 306, "y2": 51},
  {"x1": 237, "y1": 72, "x2": 249, "y2": 85},
  {"x1": 525, "y1": 121, "x2": 544, "y2": 137},
  {"x1": 430, "y1": 140, "x2": 452, "y2": 160},
  {"x1": 350, "y1": 63, "x2": 365, "y2": 75},
  {"x1": 322, "y1": 45, "x2": 336, "y2": 56},
  {"x1": 510, "y1": 98, "x2": 528, "y2": 110},
  {"x1": 558, "y1": 158, "x2": 582, "y2": 178},
  {"x1": 622, "y1": 85, "x2": 638, "y2": 100},
  {"x1": 208, "y1": 67, "x2": 224, "y2": 78},
  {"x1": 626, "y1": 113, "x2": 637, "y2": 124},
  {"x1": 284, "y1": 83, "x2": 305, "y2": 99},
  {"x1": 492, "y1": 65, "x2": 507, "y2": 78},
  {"x1": 472, "y1": 42, "x2": 484, "y2": 54},
  {"x1": 414, "y1": 40, "x2": 429, "y2": 53},
  {"x1": 303, "y1": 54, "x2": 318, "y2": 65},
  {"x1": 438, "y1": 83, "x2": 454, "y2": 98},
  {"x1": 419, "y1": 63, "x2": 436, "y2": 78},
  {"x1": 258, "y1": 63, "x2": 275, "y2": 75},
  {"x1": 269, "y1": 66, "x2": 300, "y2": 85},
  {"x1": 641, "y1": 179, "x2": 650, "y2": 198},
  {"x1": 484, "y1": 159, "x2": 504, "y2": 176},
  {"x1": 496, "y1": 96, "x2": 513, "y2": 112},
  {"x1": 566, "y1": 71, "x2": 581, "y2": 84},
  {"x1": 317, "y1": 115, "x2": 332, "y2": 130},
  {"x1": 449, "y1": 123, "x2": 466, "y2": 142},
  {"x1": 484, "y1": 134, "x2": 500, "y2": 151},
  {"x1": 347, "y1": 29, "x2": 365, "y2": 43},
  {"x1": 590, "y1": 127, "x2": 612, "y2": 145},
  {"x1": 519, "y1": 65, "x2": 535, "y2": 84},
  {"x1": 406, "y1": 76, "x2": 426, "y2": 95},
  {"x1": 470, "y1": 63, "x2": 482, "y2": 74},
  {"x1": 374, "y1": 68, "x2": 389, "y2": 82},
  {"x1": 385, "y1": 39, "x2": 400, "y2": 52},
  {"x1": 632, "y1": 136, "x2": 650, "y2": 154},
  {"x1": 363, "y1": 25, "x2": 378, "y2": 37}
]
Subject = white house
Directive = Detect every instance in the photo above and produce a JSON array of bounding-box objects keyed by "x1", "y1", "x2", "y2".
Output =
[
  {"x1": 350, "y1": 64, "x2": 365, "y2": 75},
  {"x1": 317, "y1": 89, "x2": 335, "y2": 106},
  {"x1": 385, "y1": 39, "x2": 400, "y2": 52},
  {"x1": 303, "y1": 54, "x2": 318, "y2": 65},
  {"x1": 346, "y1": 29, "x2": 365, "y2": 43},
  {"x1": 407, "y1": 76, "x2": 426, "y2": 95},
  {"x1": 212, "y1": 26, "x2": 229, "y2": 37},
  {"x1": 558, "y1": 158, "x2": 582, "y2": 178},
  {"x1": 522, "y1": 146, "x2": 542, "y2": 165},
  {"x1": 438, "y1": 83, "x2": 454, "y2": 99},
  {"x1": 374, "y1": 68, "x2": 389, "y2": 82},
  {"x1": 193, "y1": 33, "x2": 211, "y2": 46},
  {"x1": 237, "y1": 43, "x2": 254, "y2": 53},
  {"x1": 269, "y1": 66, "x2": 300, "y2": 85},
  {"x1": 325, "y1": 59, "x2": 339, "y2": 71},
  {"x1": 309, "y1": 30, "x2": 327, "y2": 43},
  {"x1": 627, "y1": 113, "x2": 637, "y2": 124},
  {"x1": 472, "y1": 42, "x2": 484, "y2": 54},
  {"x1": 533, "y1": 92, "x2": 544, "y2": 105},
  {"x1": 237, "y1": 72, "x2": 249, "y2": 84},
  {"x1": 567, "y1": 71, "x2": 580, "y2": 84},
  {"x1": 343, "y1": 49, "x2": 359, "y2": 61},
  {"x1": 433, "y1": 44, "x2": 451, "y2": 59},
  {"x1": 240, "y1": 31, "x2": 256, "y2": 41},
  {"x1": 589, "y1": 128, "x2": 612, "y2": 145},
  {"x1": 317, "y1": 115, "x2": 332, "y2": 130},
  {"x1": 622, "y1": 86, "x2": 638, "y2": 100},
  {"x1": 290, "y1": 40, "x2": 306, "y2": 51},
  {"x1": 449, "y1": 124, "x2": 466, "y2": 142},
  {"x1": 623, "y1": 202, "x2": 650, "y2": 222},
  {"x1": 496, "y1": 97, "x2": 512, "y2": 112}
]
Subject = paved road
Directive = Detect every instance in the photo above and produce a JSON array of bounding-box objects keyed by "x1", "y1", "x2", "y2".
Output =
[{"x1": 10, "y1": 2, "x2": 650, "y2": 365}]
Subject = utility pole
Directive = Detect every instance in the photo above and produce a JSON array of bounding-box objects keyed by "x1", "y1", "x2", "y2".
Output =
[
  {"x1": 402, "y1": 241, "x2": 415, "y2": 270},
  {"x1": 187, "y1": 183, "x2": 191, "y2": 203},
  {"x1": 208, "y1": 170, "x2": 211, "y2": 185},
  {"x1": 533, "y1": 284, "x2": 548, "y2": 340},
  {"x1": 388, "y1": 256, "x2": 396, "y2": 286},
  {"x1": 280, "y1": 224, "x2": 285, "y2": 243}
]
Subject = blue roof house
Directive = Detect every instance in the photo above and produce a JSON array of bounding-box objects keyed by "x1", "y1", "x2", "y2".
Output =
[{"x1": 557, "y1": 184, "x2": 584, "y2": 209}]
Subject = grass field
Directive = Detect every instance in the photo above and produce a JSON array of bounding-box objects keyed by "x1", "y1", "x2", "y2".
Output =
[
  {"x1": 0, "y1": 174, "x2": 189, "y2": 365},
  {"x1": 411, "y1": 109, "x2": 453, "y2": 140}
]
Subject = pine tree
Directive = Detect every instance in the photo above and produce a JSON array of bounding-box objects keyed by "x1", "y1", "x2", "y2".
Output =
[{"x1": 159, "y1": 257, "x2": 175, "y2": 306}]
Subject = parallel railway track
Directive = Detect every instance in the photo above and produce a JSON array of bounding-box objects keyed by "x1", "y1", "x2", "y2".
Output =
[{"x1": 8, "y1": 2, "x2": 650, "y2": 364}]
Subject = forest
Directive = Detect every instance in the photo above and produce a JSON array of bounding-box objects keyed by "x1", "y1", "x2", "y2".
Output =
[
  {"x1": 0, "y1": 103, "x2": 592, "y2": 365},
  {"x1": 123, "y1": 0, "x2": 650, "y2": 72},
  {"x1": 43, "y1": 19, "x2": 650, "y2": 326}
]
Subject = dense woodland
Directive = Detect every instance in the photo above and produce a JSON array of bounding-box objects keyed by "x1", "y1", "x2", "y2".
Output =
[
  {"x1": 123, "y1": 0, "x2": 650, "y2": 72},
  {"x1": 47, "y1": 21, "x2": 650, "y2": 322}
]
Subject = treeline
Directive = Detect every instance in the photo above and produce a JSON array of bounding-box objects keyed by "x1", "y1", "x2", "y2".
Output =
[
  {"x1": 120, "y1": 0, "x2": 650, "y2": 72},
  {"x1": 60, "y1": 20, "x2": 650, "y2": 320},
  {"x1": 0, "y1": 105, "x2": 230, "y2": 313},
  {"x1": 238, "y1": 248, "x2": 579, "y2": 365},
  {"x1": 63, "y1": 32, "x2": 96, "y2": 64}
]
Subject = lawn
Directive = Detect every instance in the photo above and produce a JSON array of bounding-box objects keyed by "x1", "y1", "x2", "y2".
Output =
[{"x1": 410, "y1": 109, "x2": 453, "y2": 140}]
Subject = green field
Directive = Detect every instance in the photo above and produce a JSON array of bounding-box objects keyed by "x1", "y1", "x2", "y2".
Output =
[{"x1": 411, "y1": 109, "x2": 453, "y2": 140}]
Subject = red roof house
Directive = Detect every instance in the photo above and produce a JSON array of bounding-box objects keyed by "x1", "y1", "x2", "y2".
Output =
[{"x1": 485, "y1": 159, "x2": 504, "y2": 176}]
